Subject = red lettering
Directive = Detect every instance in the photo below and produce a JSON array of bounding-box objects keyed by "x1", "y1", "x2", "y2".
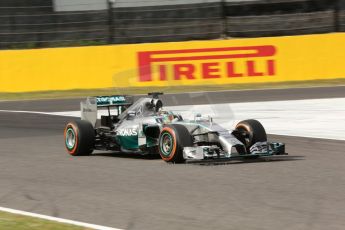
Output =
[
  {"x1": 138, "y1": 52, "x2": 152, "y2": 82},
  {"x1": 158, "y1": 65, "x2": 167, "y2": 81},
  {"x1": 267, "y1": 60, "x2": 275, "y2": 76},
  {"x1": 227, "y1": 62, "x2": 243, "y2": 78},
  {"x1": 173, "y1": 64, "x2": 195, "y2": 80},
  {"x1": 138, "y1": 46, "x2": 276, "y2": 81},
  {"x1": 202, "y1": 62, "x2": 220, "y2": 79},
  {"x1": 247, "y1": 61, "x2": 263, "y2": 77}
]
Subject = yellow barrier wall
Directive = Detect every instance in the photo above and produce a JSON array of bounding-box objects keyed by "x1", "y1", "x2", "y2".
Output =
[{"x1": 1, "y1": 33, "x2": 345, "y2": 92}]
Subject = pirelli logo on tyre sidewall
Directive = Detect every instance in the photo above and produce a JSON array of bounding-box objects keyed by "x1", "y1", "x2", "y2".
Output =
[{"x1": 137, "y1": 45, "x2": 277, "y2": 82}]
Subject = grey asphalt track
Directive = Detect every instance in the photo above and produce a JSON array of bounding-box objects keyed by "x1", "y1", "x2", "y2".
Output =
[
  {"x1": 1, "y1": 85, "x2": 345, "y2": 112},
  {"x1": 1, "y1": 86, "x2": 345, "y2": 230}
]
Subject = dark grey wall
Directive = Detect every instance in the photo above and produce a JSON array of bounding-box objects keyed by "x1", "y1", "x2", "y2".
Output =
[{"x1": 0, "y1": 0, "x2": 344, "y2": 49}]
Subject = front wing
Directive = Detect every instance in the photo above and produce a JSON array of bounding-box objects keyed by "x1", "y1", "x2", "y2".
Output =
[{"x1": 183, "y1": 142, "x2": 286, "y2": 162}]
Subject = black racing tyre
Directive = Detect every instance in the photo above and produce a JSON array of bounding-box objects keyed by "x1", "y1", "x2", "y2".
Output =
[
  {"x1": 64, "y1": 120, "x2": 95, "y2": 156},
  {"x1": 235, "y1": 119, "x2": 267, "y2": 151},
  {"x1": 158, "y1": 124, "x2": 193, "y2": 163}
]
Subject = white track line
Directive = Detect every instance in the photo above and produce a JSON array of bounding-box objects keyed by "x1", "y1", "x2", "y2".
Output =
[
  {"x1": 0, "y1": 206, "x2": 123, "y2": 230},
  {"x1": 0, "y1": 109, "x2": 61, "y2": 116}
]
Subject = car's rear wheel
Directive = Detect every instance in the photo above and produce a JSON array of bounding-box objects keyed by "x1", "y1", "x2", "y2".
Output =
[
  {"x1": 158, "y1": 124, "x2": 193, "y2": 163},
  {"x1": 64, "y1": 120, "x2": 95, "y2": 156},
  {"x1": 235, "y1": 119, "x2": 267, "y2": 153}
]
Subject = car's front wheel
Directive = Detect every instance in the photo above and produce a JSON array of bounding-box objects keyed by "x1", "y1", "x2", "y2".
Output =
[
  {"x1": 235, "y1": 119, "x2": 267, "y2": 153},
  {"x1": 64, "y1": 120, "x2": 95, "y2": 156},
  {"x1": 158, "y1": 124, "x2": 193, "y2": 163}
]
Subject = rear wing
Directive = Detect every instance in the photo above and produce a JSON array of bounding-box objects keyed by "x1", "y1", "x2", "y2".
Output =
[{"x1": 81, "y1": 95, "x2": 133, "y2": 127}]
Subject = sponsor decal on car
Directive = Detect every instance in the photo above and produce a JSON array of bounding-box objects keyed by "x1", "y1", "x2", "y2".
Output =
[
  {"x1": 137, "y1": 45, "x2": 276, "y2": 82},
  {"x1": 116, "y1": 128, "x2": 138, "y2": 136},
  {"x1": 96, "y1": 96, "x2": 126, "y2": 106}
]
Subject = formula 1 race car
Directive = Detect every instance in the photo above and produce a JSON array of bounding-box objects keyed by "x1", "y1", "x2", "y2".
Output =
[{"x1": 64, "y1": 93, "x2": 286, "y2": 163}]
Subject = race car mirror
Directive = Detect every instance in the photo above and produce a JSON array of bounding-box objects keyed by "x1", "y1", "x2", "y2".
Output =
[
  {"x1": 194, "y1": 113, "x2": 202, "y2": 121},
  {"x1": 127, "y1": 110, "x2": 136, "y2": 120}
]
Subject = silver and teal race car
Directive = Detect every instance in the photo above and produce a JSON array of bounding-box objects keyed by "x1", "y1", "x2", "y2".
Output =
[{"x1": 64, "y1": 93, "x2": 286, "y2": 163}]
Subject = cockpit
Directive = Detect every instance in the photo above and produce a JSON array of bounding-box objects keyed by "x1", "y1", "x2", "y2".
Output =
[
  {"x1": 118, "y1": 97, "x2": 182, "y2": 123},
  {"x1": 118, "y1": 98, "x2": 163, "y2": 119}
]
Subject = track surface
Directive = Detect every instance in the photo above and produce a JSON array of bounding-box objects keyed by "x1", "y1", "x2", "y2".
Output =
[
  {"x1": 1, "y1": 85, "x2": 345, "y2": 112},
  {"x1": 1, "y1": 86, "x2": 345, "y2": 230}
]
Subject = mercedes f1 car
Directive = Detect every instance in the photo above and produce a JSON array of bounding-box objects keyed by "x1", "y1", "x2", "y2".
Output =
[{"x1": 64, "y1": 93, "x2": 286, "y2": 163}]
